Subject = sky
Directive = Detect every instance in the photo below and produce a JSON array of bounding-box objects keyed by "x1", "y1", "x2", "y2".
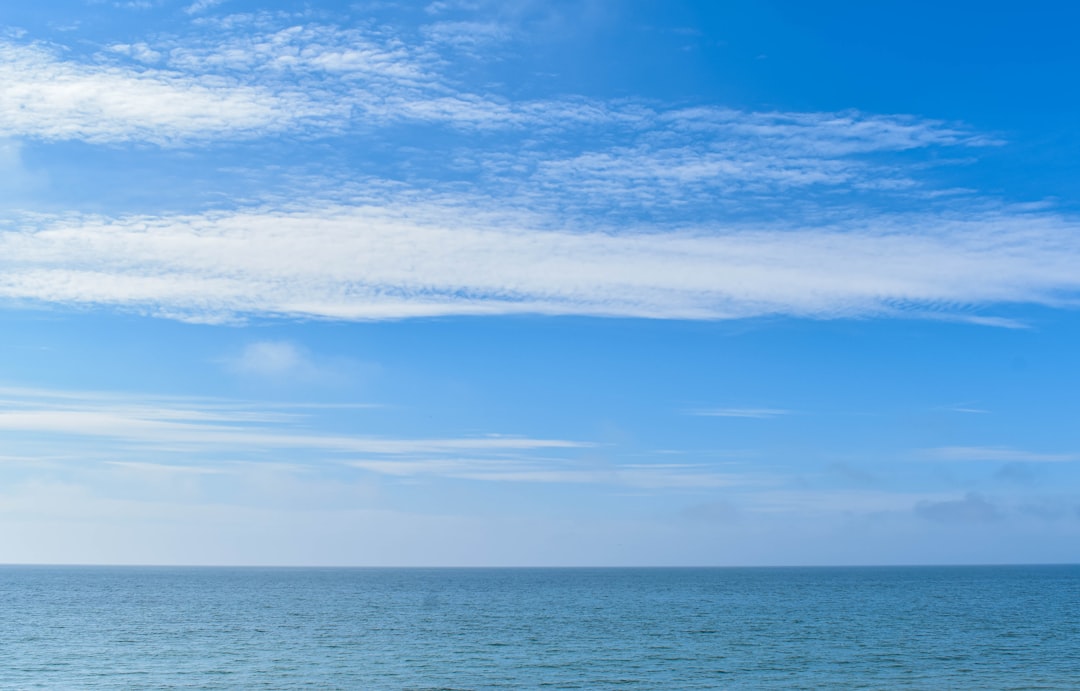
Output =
[{"x1": 1, "y1": 0, "x2": 1079, "y2": 566}]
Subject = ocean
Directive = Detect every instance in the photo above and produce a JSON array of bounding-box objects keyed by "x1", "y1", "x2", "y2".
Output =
[{"x1": 1, "y1": 565, "x2": 1077, "y2": 689}]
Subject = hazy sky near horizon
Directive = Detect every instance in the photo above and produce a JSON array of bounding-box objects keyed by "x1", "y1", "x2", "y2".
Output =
[{"x1": 1, "y1": 0, "x2": 1079, "y2": 565}]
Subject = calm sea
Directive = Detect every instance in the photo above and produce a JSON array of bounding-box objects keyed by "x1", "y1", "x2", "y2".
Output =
[{"x1": 1, "y1": 565, "x2": 1077, "y2": 689}]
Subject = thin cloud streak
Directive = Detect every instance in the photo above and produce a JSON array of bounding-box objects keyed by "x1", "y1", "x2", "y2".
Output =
[
  {"x1": 0, "y1": 386, "x2": 590, "y2": 456},
  {"x1": 346, "y1": 457, "x2": 762, "y2": 489},
  {"x1": 920, "y1": 446, "x2": 1080, "y2": 463},
  {"x1": 689, "y1": 408, "x2": 792, "y2": 419},
  {"x1": 0, "y1": 408, "x2": 587, "y2": 454},
  {"x1": 0, "y1": 385, "x2": 754, "y2": 491}
]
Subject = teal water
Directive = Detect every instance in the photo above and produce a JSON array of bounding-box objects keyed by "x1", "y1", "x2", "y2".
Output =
[{"x1": 1, "y1": 565, "x2": 1077, "y2": 689}]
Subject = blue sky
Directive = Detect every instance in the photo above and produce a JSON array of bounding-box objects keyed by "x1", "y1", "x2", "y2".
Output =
[{"x1": 1, "y1": 0, "x2": 1079, "y2": 565}]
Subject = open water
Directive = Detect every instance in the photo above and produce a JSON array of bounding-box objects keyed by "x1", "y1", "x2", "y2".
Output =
[{"x1": 1, "y1": 565, "x2": 1077, "y2": 689}]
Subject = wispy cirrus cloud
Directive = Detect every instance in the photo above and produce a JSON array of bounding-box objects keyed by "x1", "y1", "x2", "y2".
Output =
[
  {"x1": 0, "y1": 10, "x2": 1071, "y2": 330},
  {"x1": 2, "y1": 202, "x2": 1079, "y2": 323},
  {"x1": 0, "y1": 385, "x2": 587, "y2": 459},
  {"x1": 184, "y1": 0, "x2": 227, "y2": 15},
  {"x1": 0, "y1": 16, "x2": 987, "y2": 171},
  {"x1": 687, "y1": 408, "x2": 792, "y2": 419},
  {"x1": 661, "y1": 107, "x2": 995, "y2": 154},
  {"x1": 0, "y1": 41, "x2": 339, "y2": 145},
  {"x1": 519, "y1": 108, "x2": 991, "y2": 209},
  {"x1": 105, "y1": 459, "x2": 231, "y2": 475},
  {"x1": 0, "y1": 12, "x2": 998, "y2": 248},
  {"x1": 0, "y1": 385, "x2": 757, "y2": 490},
  {"x1": 347, "y1": 458, "x2": 758, "y2": 488},
  {"x1": 0, "y1": 22, "x2": 573, "y2": 144},
  {"x1": 0, "y1": 406, "x2": 584, "y2": 455},
  {"x1": 156, "y1": 17, "x2": 632, "y2": 131},
  {"x1": 164, "y1": 22, "x2": 429, "y2": 82}
]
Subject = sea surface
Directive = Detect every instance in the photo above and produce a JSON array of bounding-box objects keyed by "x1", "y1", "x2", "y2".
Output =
[{"x1": 1, "y1": 565, "x2": 1077, "y2": 689}]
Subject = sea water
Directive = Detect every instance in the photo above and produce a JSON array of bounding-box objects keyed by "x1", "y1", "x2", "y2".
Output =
[{"x1": 1, "y1": 565, "x2": 1077, "y2": 689}]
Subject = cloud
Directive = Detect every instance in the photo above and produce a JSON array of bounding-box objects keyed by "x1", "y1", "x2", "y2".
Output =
[
  {"x1": 688, "y1": 408, "x2": 791, "y2": 419},
  {"x1": 921, "y1": 446, "x2": 1079, "y2": 463},
  {"x1": 184, "y1": 0, "x2": 226, "y2": 14},
  {"x1": 0, "y1": 385, "x2": 758, "y2": 490},
  {"x1": 0, "y1": 407, "x2": 585, "y2": 455},
  {"x1": 0, "y1": 42, "x2": 337, "y2": 144},
  {"x1": 420, "y1": 21, "x2": 512, "y2": 51},
  {"x1": 105, "y1": 460, "x2": 230, "y2": 475},
  {"x1": 346, "y1": 457, "x2": 757, "y2": 488},
  {"x1": 520, "y1": 108, "x2": 989, "y2": 208},
  {"x1": 425, "y1": 1, "x2": 481, "y2": 15},
  {"x1": 0, "y1": 27, "x2": 548, "y2": 144},
  {"x1": 0, "y1": 13, "x2": 1073, "y2": 329},
  {"x1": 915, "y1": 492, "x2": 1002, "y2": 523},
  {"x1": 226, "y1": 340, "x2": 330, "y2": 381},
  {"x1": 163, "y1": 23, "x2": 429, "y2": 83},
  {"x1": 0, "y1": 138, "x2": 46, "y2": 204},
  {"x1": 0, "y1": 20, "x2": 988, "y2": 163},
  {"x1": 939, "y1": 405, "x2": 990, "y2": 414},
  {"x1": 2, "y1": 202, "x2": 1080, "y2": 322},
  {"x1": 233, "y1": 341, "x2": 307, "y2": 376},
  {"x1": 0, "y1": 19, "x2": 1000, "y2": 246},
  {"x1": 0, "y1": 385, "x2": 583, "y2": 457},
  {"x1": 107, "y1": 42, "x2": 163, "y2": 63},
  {"x1": 662, "y1": 107, "x2": 995, "y2": 153}
]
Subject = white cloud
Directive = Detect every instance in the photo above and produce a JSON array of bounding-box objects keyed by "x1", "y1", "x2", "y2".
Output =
[
  {"x1": 0, "y1": 22, "x2": 986, "y2": 163},
  {"x1": 0, "y1": 29, "x2": 567, "y2": 142},
  {"x1": 425, "y1": 1, "x2": 481, "y2": 14},
  {"x1": 0, "y1": 385, "x2": 765, "y2": 491},
  {"x1": 107, "y1": 41, "x2": 162, "y2": 63},
  {"x1": 235, "y1": 341, "x2": 306, "y2": 375},
  {"x1": 0, "y1": 388, "x2": 587, "y2": 457},
  {"x1": 164, "y1": 24, "x2": 428, "y2": 82},
  {"x1": 0, "y1": 15, "x2": 1069, "y2": 329},
  {"x1": 0, "y1": 23, "x2": 996, "y2": 242},
  {"x1": 534, "y1": 147, "x2": 863, "y2": 195},
  {"x1": 522, "y1": 109, "x2": 988, "y2": 206},
  {"x1": 0, "y1": 41, "x2": 339, "y2": 144},
  {"x1": 1, "y1": 202, "x2": 1079, "y2": 322},
  {"x1": 0, "y1": 406, "x2": 586, "y2": 455},
  {"x1": 184, "y1": 0, "x2": 226, "y2": 14},
  {"x1": 662, "y1": 107, "x2": 995, "y2": 154},
  {"x1": 346, "y1": 457, "x2": 759, "y2": 488},
  {"x1": 420, "y1": 20, "x2": 512, "y2": 50}
]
